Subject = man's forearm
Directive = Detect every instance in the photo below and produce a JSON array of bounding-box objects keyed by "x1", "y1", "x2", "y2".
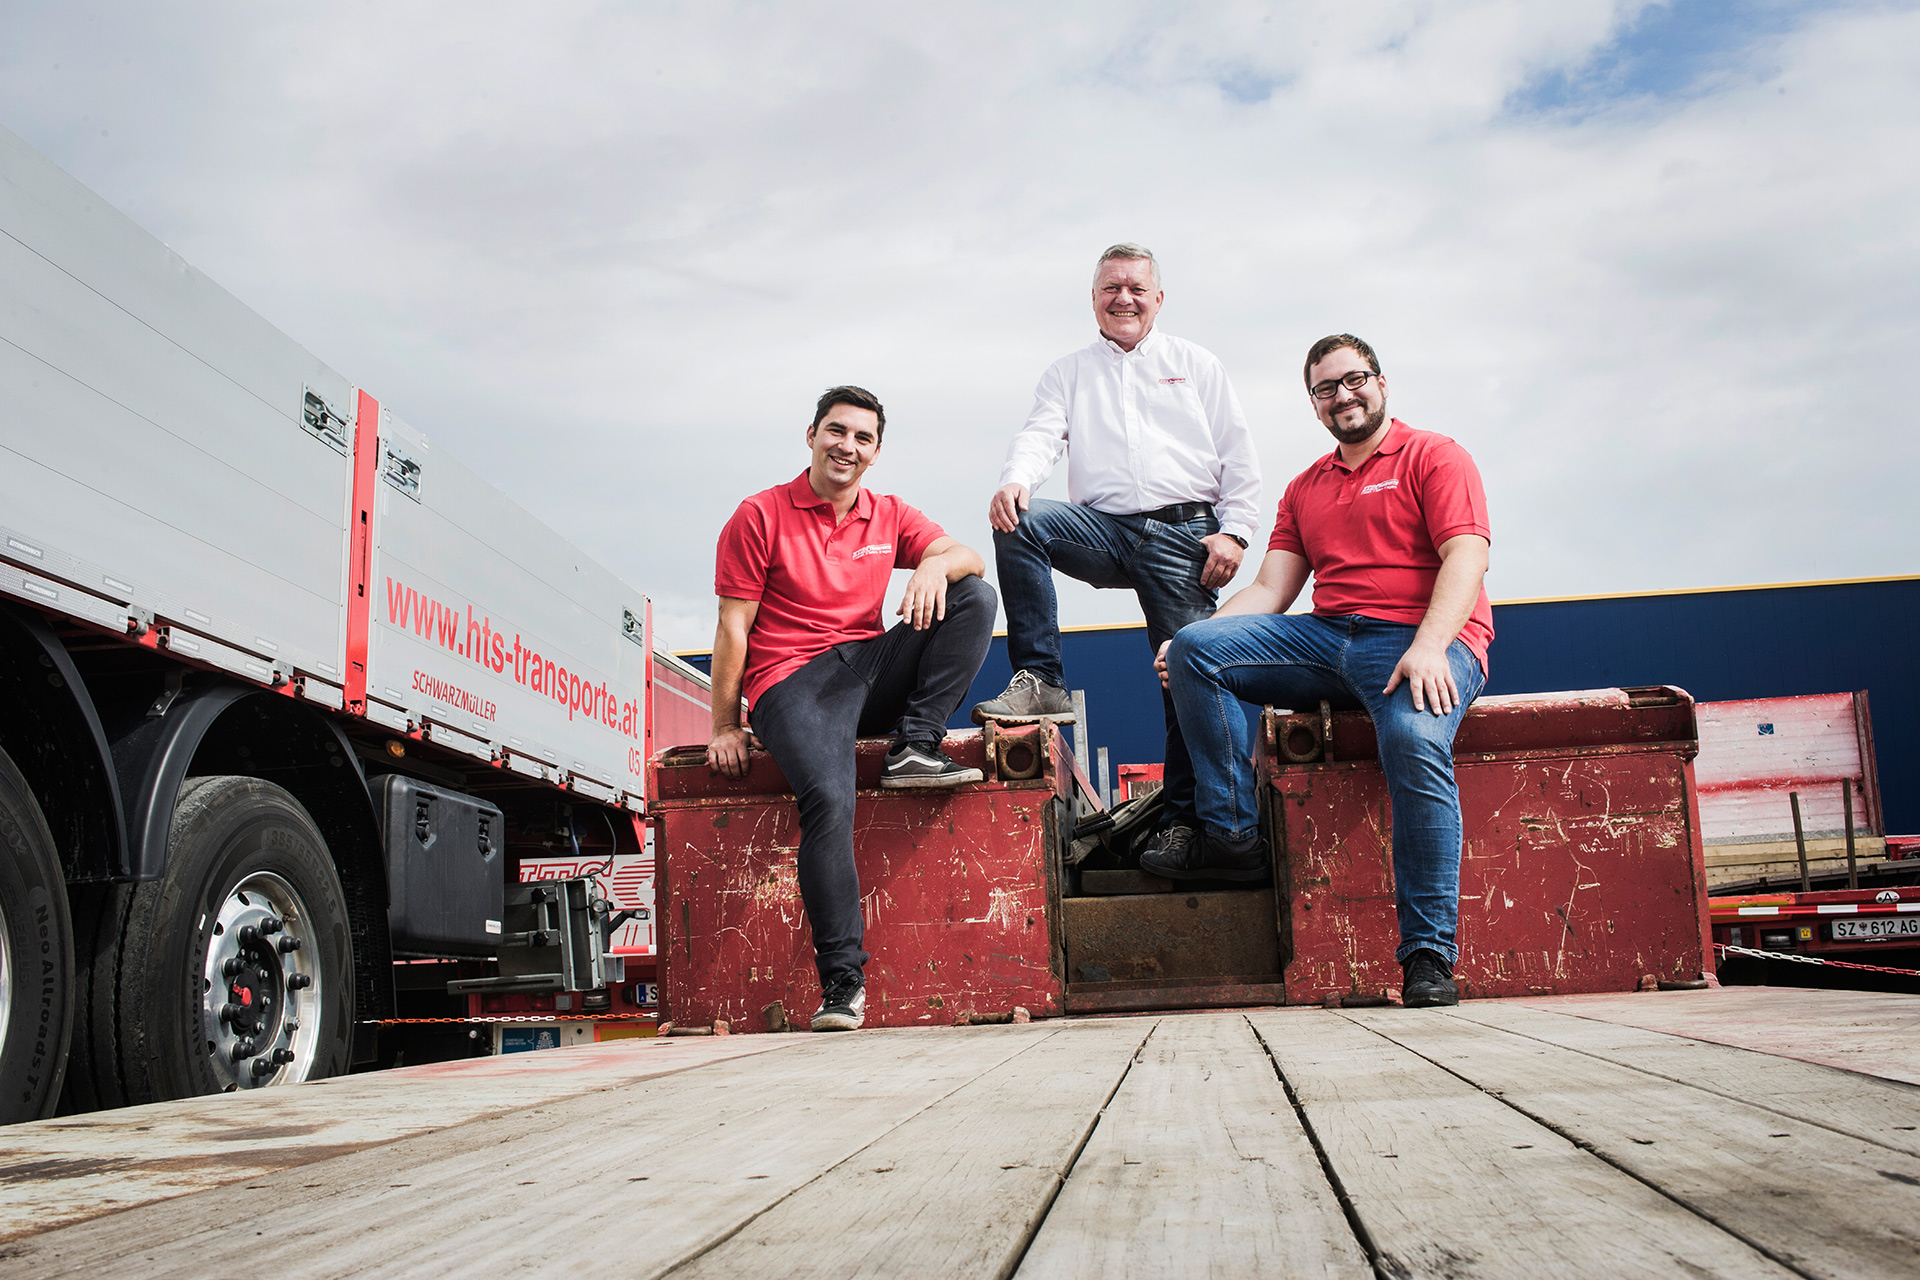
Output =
[
  {"x1": 1213, "y1": 581, "x2": 1285, "y2": 618},
  {"x1": 1409, "y1": 541, "x2": 1488, "y2": 653},
  {"x1": 921, "y1": 547, "x2": 986, "y2": 582},
  {"x1": 709, "y1": 629, "x2": 748, "y2": 734}
]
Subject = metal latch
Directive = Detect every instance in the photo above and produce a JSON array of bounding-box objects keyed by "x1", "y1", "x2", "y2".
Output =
[
  {"x1": 381, "y1": 440, "x2": 422, "y2": 501},
  {"x1": 300, "y1": 386, "x2": 351, "y2": 453},
  {"x1": 622, "y1": 608, "x2": 645, "y2": 647}
]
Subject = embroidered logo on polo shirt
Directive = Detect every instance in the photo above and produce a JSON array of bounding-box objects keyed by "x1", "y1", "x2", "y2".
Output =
[
  {"x1": 1159, "y1": 377, "x2": 1187, "y2": 384},
  {"x1": 851, "y1": 542, "x2": 894, "y2": 560},
  {"x1": 1359, "y1": 478, "x2": 1400, "y2": 496}
]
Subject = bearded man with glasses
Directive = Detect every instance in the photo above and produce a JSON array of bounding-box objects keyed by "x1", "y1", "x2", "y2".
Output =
[{"x1": 1148, "y1": 334, "x2": 1494, "y2": 1008}]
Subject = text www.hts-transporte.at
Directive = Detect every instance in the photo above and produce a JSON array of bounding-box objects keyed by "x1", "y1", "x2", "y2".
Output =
[{"x1": 384, "y1": 576, "x2": 641, "y2": 751}]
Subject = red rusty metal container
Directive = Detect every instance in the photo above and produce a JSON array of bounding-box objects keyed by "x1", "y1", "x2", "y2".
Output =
[
  {"x1": 1266, "y1": 686, "x2": 1716, "y2": 1004},
  {"x1": 649, "y1": 724, "x2": 1077, "y2": 1032}
]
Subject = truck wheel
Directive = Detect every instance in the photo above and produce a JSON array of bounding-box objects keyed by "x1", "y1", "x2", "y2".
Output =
[
  {"x1": 69, "y1": 776, "x2": 354, "y2": 1108},
  {"x1": 0, "y1": 745, "x2": 73, "y2": 1124}
]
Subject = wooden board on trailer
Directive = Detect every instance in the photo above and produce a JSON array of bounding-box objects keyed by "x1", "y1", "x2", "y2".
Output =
[{"x1": 5, "y1": 990, "x2": 1919, "y2": 1279}]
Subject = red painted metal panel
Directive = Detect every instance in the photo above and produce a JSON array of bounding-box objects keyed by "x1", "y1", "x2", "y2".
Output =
[
  {"x1": 650, "y1": 727, "x2": 1068, "y2": 1032},
  {"x1": 1268, "y1": 687, "x2": 1715, "y2": 1004},
  {"x1": 343, "y1": 389, "x2": 381, "y2": 714}
]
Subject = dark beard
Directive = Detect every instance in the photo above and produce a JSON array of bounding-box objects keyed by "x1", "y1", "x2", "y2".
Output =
[{"x1": 1324, "y1": 401, "x2": 1387, "y2": 444}]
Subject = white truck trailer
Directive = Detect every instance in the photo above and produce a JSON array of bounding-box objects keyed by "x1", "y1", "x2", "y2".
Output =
[{"x1": 0, "y1": 125, "x2": 703, "y2": 1122}]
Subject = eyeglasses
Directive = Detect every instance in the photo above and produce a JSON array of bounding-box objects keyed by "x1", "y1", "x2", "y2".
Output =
[{"x1": 1309, "y1": 370, "x2": 1380, "y2": 400}]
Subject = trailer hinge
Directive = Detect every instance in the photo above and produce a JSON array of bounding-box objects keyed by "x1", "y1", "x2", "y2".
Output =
[
  {"x1": 301, "y1": 385, "x2": 351, "y2": 454},
  {"x1": 127, "y1": 606, "x2": 153, "y2": 637},
  {"x1": 622, "y1": 608, "x2": 645, "y2": 647},
  {"x1": 381, "y1": 440, "x2": 422, "y2": 501}
]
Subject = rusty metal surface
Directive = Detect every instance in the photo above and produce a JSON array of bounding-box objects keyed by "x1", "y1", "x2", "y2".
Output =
[
  {"x1": 1266, "y1": 685, "x2": 1698, "y2": 766},
  {"x1": 1269, "y1": 688, "x2": 1715, "y2": 1005},
  {"x1": 651, "y1": 731, "x2": 1069, "y2": 1031},
  {"x1": 1062, "y1": 891, "x2": 1280, "y2": 986}
]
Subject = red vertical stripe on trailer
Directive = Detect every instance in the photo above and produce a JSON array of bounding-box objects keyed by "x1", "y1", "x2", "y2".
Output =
[
  {"x1": 643, "y1": 599, "x2": 655, "y2": 793},
  {"x1": 344, "y1": 390, "x2": 381, "y2": 714}
]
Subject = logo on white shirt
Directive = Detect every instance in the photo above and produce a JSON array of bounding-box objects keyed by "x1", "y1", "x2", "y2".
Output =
[
  {"x1": 851, "y1": 542, "x2": 894, "y2": 560},
  {"x1": 1359, "y1": 478, "x2": 1400, "y2": 496},
  {"x1": 1159, "y1": 377, "x2": 1187, "y2": 384}
]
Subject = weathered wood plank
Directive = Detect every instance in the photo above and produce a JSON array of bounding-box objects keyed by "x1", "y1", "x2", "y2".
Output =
[
  {"x1": 1348, "y1": 1006, "x2": 1920, "y2": 1279},
  {"x1": 1507, "y1": 988, "x2": 1920, "y2": 1085},
  {"x1": 1249, "y1": 1008, "x2": 1796, "y2": 1280},
  {"x1": 668, "y1": 1018, "x2": 1153, "y2": 1279},
  {"x1": 0, "y1": 1026, "x2": 1053, "y2": 1279},
  {"x1": 0, "y1": 1032, "x2": 804, "y2": 1242},
  {"x1": 1449, "y1": 1000, "x2": 1920, "y2": 1157},
  {"x1": 1017, "y1": 1011, "x2": 1369, "y2": 1279}
]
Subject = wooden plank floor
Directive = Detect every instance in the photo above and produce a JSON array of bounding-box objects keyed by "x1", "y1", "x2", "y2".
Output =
[{"x1": 3, "y1": 988, "x2": 1916, "y2": 1278}]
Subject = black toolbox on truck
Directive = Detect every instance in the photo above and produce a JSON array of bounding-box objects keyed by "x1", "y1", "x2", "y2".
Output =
[{"x1": 376, "y1": 775, "x2": 504, "y2": 954}]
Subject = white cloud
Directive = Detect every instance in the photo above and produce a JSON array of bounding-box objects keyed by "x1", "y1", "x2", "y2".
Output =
[{"x1": 3, "y1": 0, "x2": 1912, "y2": 651}]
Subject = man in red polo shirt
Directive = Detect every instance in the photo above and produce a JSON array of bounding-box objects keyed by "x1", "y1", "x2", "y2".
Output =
[
  {"x1": 706, "y1": 385, "x2": 995, "y2": 1031},
  {"x1": 1147, "y1": 335, "x2": 1492, "y2": 1008}
]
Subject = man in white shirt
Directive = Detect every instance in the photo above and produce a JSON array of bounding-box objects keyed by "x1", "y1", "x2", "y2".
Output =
[{"x1": 973, "y1": 244, "x2": 1261, "y2": 860}]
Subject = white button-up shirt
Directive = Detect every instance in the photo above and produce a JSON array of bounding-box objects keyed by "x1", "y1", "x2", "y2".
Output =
[{"x1": 996, "y1": 329, "x2": 1262, "y2": 543}]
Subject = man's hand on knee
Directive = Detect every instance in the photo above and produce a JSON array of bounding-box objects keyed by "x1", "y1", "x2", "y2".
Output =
[
  {"x1": 1155, "y1": 639, "x2": 1172, "y2": 690},
  {"x1": 1383, "y1": 641, "x2": 1460, "y2": 716},
  {"x1": 988, "y1": 483, "x2": 1030, "y2": 533},
  {"x1": 706, "y1": 726, "x2": 761, "y2": 777},
  {"x1": 896, "y1": 563, "x2": 949, "y2": 630}
]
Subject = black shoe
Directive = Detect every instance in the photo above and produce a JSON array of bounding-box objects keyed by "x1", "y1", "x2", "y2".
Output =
[
  {"x1": 1138, "y1": 827, "x2": 1266, "y2": 883},
  {"x1": 811, "y1": 973, "x2": 867, "y2": 1031},
  {"x1": 880, "y1": 739, "x2": 983, "y2": 789},
  {"x1": 1135, "y1": 822, "x2": 1195, "y2": 874},
  {"x1": 1401, "y1": 949, "x2": 1459, "y2": 1007}
]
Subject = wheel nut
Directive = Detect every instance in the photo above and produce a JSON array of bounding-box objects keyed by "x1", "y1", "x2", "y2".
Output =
[
  {"x1": 219, "y1": 1002, "x2": 241, "y2": 1023},
  {"x1": 230, "y1": 1037, "x2": 257, "y2": 1062},
  {"x1": 287, "y1": 974, "x2": 312, "y2": 990},
  {"x1": 251, "y1": 1056, "x2": 276, "y2": 1078},
  {"x1": 239, "y1": 925, "x2": 260, "y2": 944},
  {"x1": 272, "y1": 1048, "x2": 295, "y2": 1065},
  {"x1": 222, "y1": 957, "x2": 244, "y2": 978},
  {"x1": 261, "y1": 916, "x2": 284, "y2": 935},
  {"x1": 278, "y1": 936, "x2": 302, "y2": 954}
]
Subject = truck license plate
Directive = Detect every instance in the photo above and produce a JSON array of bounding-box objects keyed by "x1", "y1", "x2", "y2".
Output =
[{"x1": 1831, "y1": 916, "x2": 1920, "y2": 940}]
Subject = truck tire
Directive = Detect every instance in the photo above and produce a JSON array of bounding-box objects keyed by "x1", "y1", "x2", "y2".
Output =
[
  {"x1": 0, "y1": 744, "x2": 73, "y2": 1125},
  {"x1": 65, "y1": 776, "x2": 353, "y2": 1108}
]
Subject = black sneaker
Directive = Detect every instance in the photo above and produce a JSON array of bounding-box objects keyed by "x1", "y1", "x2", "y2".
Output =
[
  {"x1": 1401, "y1": 949, "x2": 1459, "y2": 1008},
  {"x1": 970, "y1": 669, "x2": 1076, "y2": 725},
  {"x1": 811, "y1": 973, "x2": 867, "y2": 1031},
  {"x1": 881, "y1": 739, "x2": 983, "y2": 789},
  {"x1": 1138, "y1": 827, "x2": 1266, "y2": 882},
  {"x1": 1135, "y1": 823, "x2": 1195, "y2": 873}
]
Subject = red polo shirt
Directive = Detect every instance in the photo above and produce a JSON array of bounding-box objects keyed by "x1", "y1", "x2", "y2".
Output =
[
  {"x1": 1269, "y1": 420, "x2": 1494, "y2": 673},
  {"x1": 716, "y1": 471, "x2": 945, "y2": 708}
]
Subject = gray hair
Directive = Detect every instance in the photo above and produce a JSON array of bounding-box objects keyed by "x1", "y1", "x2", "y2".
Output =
[{"x1": 1095, "y1": 242, "x2": 1161, "y2": 289}]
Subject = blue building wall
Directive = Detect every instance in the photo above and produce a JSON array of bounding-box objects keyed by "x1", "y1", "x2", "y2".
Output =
[{"x1": 683, "y1": 576, "x2": 1920, "y2": 833}]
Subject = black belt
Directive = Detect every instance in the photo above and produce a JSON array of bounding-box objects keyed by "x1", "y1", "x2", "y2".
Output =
[{"x1": 1138, "y1": 502, "x2": 1214, "y2": 523}]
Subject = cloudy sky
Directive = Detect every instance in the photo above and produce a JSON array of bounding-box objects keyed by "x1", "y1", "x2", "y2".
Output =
[{"x1": 4, "y1": 1, "x2": 1914, "y2": 652}]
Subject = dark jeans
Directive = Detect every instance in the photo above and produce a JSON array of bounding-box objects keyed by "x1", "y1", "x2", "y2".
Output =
[
  {"x1": 1165, "y1": 612, "x2": 1487, "y2": 964},
  {"x1": 749, "y1": 574, "x2": 997, "y2": 986},
  {"x1": 992, "y1": 498, "x2": 1218, "y2": 821}
]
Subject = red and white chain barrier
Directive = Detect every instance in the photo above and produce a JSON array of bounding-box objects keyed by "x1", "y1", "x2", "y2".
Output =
[{"x1": 1715, "y1": 942, "x2": 1920, "y2": 978}]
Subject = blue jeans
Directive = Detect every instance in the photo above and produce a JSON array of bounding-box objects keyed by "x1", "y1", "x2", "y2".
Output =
[
  {"x1": 993, "y1": 498, "x2": 1218, "y2": 820},
  {"x1": 1165, "y1": 613, "x2": 1486, "y2": 964}
]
